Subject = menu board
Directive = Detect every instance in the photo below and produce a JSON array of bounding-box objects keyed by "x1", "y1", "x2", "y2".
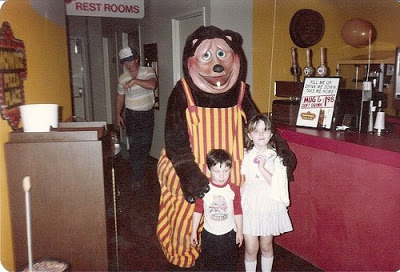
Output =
[{"x1": 296, "y1": 77, "x2": 340, "y2": 129}]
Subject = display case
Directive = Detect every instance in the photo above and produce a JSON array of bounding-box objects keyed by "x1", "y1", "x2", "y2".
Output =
[
  {"x1": 336, "y1": 51, "x2": 394, "y2": 111},
  {"x1": 5, "y1": 122, "x2": 118, "y2": 271},
  {"x1": 335, "y1": 51, "x2": 396, "y2": 130}
]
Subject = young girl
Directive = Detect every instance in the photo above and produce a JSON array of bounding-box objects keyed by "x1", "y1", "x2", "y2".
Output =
[{"x1": 241, "y1": 114, "x2": 297, "y2": 272}]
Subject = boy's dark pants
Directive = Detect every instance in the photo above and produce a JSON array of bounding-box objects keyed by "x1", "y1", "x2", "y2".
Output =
[{"x1": 195, "y1": 229, "x2": 238, "y2": 271}]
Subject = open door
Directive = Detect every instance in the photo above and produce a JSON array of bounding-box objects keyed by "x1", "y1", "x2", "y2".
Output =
[{"x1": 69, "y1": 37, "x2": 91, "y2": 121}]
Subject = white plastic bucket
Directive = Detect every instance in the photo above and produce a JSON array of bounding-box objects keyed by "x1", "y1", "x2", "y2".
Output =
[{"x1": 20, "y1": 104, "x2": 59, "y2": 132}]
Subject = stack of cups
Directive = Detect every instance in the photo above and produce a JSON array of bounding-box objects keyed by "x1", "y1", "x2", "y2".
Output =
[
  {"x1": 362, "y1": 81, "x2": 372, "y2": 101},
  {"x1": 374, "y1": 111, "x2": 385, "y2": 136}
]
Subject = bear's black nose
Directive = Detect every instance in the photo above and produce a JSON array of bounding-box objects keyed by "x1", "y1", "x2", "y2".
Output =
[{"x1": 213, "y1": 64, "x2": 224, "y2": 73}]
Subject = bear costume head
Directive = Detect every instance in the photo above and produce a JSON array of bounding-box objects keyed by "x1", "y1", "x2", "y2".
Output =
[{"x1": 182, "y1": 25, "x2": 247, "y2": 94}]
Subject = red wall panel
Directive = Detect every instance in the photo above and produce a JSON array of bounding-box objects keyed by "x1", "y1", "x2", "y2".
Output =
[{"x1": 276, "y1": 142, "x2": 400, "y2": 270}]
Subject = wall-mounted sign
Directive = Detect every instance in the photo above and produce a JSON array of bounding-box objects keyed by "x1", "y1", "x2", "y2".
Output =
[
  {"x1": 65, "y1": 0, "x2": 144, "y2": 19},
  {"x1": 0, "y1": 21, "x2": 26, "y2": 130},
  {"x1": 296, "y1": 77, "x2": 340, "y2": 129}
]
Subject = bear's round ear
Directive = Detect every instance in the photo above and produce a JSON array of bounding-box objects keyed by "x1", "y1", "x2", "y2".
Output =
[{"x1": 224, "y1": 30, "x2": 243, "y2": 45}]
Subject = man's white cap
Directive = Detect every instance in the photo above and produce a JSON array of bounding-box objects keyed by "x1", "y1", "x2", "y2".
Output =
[{"x1": 119, "y1": 47, "x2": 137, "y2": 62}]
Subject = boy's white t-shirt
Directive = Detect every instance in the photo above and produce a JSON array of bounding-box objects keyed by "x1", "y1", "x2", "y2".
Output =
[{"x1": 194, "y1": 179, "x2": 242, "y2": 235}]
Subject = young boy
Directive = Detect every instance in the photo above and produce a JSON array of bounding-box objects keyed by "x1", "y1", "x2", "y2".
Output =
[{"x1": 190, "y1": 149, "x2": 243, "y2": 271}]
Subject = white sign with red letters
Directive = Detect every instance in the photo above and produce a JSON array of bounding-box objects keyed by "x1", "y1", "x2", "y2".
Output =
[
  {"x1": 65, "y1": 0, "x2": 144, "y2": 19},
  {"x1": 296, "y1": 77, "x2": 340, "y2": 129}
]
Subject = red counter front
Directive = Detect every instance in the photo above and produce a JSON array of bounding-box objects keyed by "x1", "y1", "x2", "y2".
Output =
[{"x1": 275, "y1": 126, "x2": 400, "y2": 271}]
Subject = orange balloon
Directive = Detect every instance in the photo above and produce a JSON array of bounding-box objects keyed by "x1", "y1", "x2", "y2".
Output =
[{"x1": 341, "y1": 18, "x2": 377, "y2": 47}]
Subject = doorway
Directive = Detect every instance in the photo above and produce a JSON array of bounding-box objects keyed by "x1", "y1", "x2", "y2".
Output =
[
  {"x1": 172, "y1": 7, "x2": 207, "y2": 84},
  {"x1": 69, "y1": 37, "x2": 91, "y2": 121}
]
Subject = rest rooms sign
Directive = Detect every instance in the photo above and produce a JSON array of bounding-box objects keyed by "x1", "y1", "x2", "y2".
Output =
[
  {"x1": 296, "y1": 77, "x2": 340, "y2": 129},
  {"x1": 65, "y1": 0, "x2": 144, "y2": 19}
]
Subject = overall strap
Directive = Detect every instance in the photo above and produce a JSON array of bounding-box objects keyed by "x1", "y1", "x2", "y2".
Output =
[
  {"x1": 237, "y1": 81, "x2": 246, "y2": 106},
  {"x1": 181, "y1": 78, "x2": 196, "y2": 110},
  {"x1": 237, "y1": 81, "x2": 247, "y2": 123},
  {"x1": 181, "y1": 78, "x2": 200, "y2": 125}
]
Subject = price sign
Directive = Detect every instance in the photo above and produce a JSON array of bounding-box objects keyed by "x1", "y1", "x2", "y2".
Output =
[{"x1": 296, "y1": 77, "x2": 340, "y2": 129}]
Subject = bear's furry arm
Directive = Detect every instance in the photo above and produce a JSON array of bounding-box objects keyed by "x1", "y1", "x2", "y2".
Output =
[
  {"x1": 241, "y1": 84, "x2": 260, "y2": 120},
  {"x1": 164, "y1": 82, "x2": 209, "y2": 202},
  {"x1": 164, "y1": 82, "x2": 193, "y2": 165}
]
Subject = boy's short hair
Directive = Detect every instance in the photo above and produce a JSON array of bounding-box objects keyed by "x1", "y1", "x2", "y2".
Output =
[{"x1": 206, "y1": 149, "x2": 232, "y2": 169}]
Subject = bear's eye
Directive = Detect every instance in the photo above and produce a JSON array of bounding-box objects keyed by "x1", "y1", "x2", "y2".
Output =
[
  {"x1": 217, "y1": 49, "x2": 226, "y2": 58},
  {"x1": 202, "y1": 51, "x2": 212, "y2": 61}
]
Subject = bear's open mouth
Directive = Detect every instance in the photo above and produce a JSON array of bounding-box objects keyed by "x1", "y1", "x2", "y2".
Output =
[{"x1": 202, "y1": 74, "x2": 229, "y2": 88}]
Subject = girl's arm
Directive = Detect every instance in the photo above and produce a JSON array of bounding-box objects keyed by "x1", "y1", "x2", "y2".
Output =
[
  {"x1": 255, "y1": 155, "x2": 273, "y2": 184},
  {"x1": 190, "y1": 212, "x2": 202, "y2": 246},
  {"x1": 234, "y1": 214, "x2": 243, "y2": 247}
]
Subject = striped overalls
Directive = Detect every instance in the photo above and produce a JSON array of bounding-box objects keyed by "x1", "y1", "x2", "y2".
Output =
[{"x1": 157, "y1": 78, "x2": 246, "y2": 268}]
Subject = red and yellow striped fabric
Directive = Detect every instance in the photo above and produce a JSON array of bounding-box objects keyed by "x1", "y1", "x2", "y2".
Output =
[{"x1": 157, "y1": 78, "x2": 246, "y2": 268}]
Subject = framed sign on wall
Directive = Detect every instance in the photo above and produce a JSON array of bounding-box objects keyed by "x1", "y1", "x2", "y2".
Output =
[
  {"x1": 0, "y1": 22, "x2": 27, "y2": 130},
  {"x1": 296, "y1": 77, "x2": 340, "y2": 129}
]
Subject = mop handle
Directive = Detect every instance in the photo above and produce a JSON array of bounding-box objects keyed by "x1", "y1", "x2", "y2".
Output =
[{"x1": 23, "y1": 176, "x2": 33, "y2": 272}]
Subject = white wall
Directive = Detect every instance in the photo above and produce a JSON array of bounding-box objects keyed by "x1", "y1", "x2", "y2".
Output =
[{"x1": 210, "y1": 0, "x2": 253, "y2": 88}]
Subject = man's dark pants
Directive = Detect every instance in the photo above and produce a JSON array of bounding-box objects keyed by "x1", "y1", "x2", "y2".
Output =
[{"x1": 125, "y1": 108, "x2": 154, "y2": 187}]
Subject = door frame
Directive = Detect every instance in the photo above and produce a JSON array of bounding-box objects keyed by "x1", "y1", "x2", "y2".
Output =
[
  {"x1": 171, "y1": 7, "x2": 208, "y2": 85},
  {"x1": 102, "y1": 37, "x2": 112, "y2": 124}
]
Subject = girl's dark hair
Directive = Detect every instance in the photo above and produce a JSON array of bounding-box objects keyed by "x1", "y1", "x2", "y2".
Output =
[
  {"x1": 245, "y1": 114, "x2": 297, "y2": 182},
  {"x1": 206, "y1": 149, "x2": 232, "y2": 169},
  {"x1": 244, "y1": 114, "x2": 273, "y2": 150}
]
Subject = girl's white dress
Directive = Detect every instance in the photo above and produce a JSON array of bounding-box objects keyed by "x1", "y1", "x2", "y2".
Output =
[{"x1": 241, "y1": 147, "x2": 293, "y2": 236}]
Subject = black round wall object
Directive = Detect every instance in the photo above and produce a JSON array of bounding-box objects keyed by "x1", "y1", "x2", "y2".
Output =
[{"x1": 289, "y1": 9, "x2": 325, "y2": 48}]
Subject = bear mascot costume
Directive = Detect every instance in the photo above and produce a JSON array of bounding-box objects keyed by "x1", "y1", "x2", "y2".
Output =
[{"x1": 156, "y1": 25, "x2": 259, "y2": 268}]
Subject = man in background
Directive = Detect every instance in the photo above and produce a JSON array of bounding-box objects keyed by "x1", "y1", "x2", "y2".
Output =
[{"x1": 115, "y1": 47, "x2": 157, "y2": 190}]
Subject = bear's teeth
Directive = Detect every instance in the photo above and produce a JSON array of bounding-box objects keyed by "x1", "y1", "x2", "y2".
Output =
[{"x1": 216, "y1": 81, "x2": 221, "y2": 87}]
